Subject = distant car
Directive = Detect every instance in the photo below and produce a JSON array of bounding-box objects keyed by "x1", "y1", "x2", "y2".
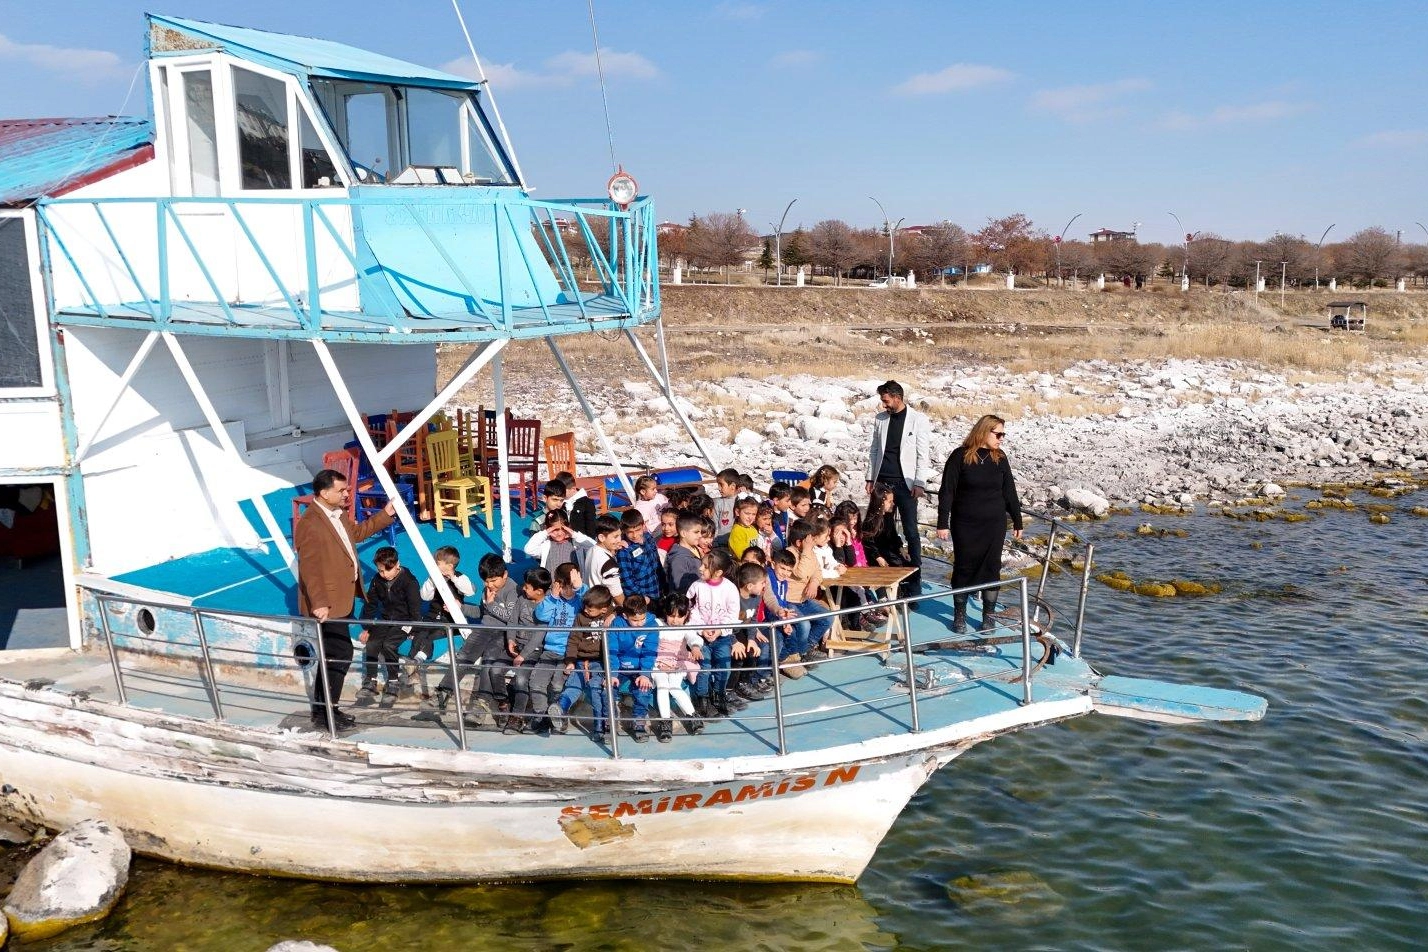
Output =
[
  {"x1": 868, "y1": 276, "x2": 907, "y2": 290},
  {"x1": 868, "y1": 279, "x2": 889, "y2": 289}
]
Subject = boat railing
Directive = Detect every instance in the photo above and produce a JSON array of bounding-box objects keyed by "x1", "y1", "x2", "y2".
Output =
[
  {"x1": 80, "y1": 575, "x2": 1053, "y2": 758},
  {"x1": 35, "y1": 192, "x2": 659, "y2": 338},
  {"x1": 918, "y1": 503, "x2": 1096, "y2": 659}
]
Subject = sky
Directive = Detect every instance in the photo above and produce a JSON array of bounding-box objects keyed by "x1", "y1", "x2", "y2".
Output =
[{"x1": 1, "y1": 0, "x2": 1426, "y2": 245}]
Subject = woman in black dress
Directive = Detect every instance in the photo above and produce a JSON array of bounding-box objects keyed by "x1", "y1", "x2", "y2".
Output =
[{"x1": 935, "y1": 415, "x2": 1023, "y2": 633}]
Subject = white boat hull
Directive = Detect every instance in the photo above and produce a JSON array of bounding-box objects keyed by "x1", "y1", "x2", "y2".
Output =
[{"x1": 0, "y1": 683, "x2": 1088, "y2": 883}]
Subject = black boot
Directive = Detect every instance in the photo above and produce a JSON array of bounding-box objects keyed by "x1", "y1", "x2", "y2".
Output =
[
  {"x1": 951, "y1": 594, "x2": 968, "y2": 634},
  {"x1": 683, "y1": 712, "x2": 705, "y2": 735},
  {"x1": 654, "y1": 718, "x2": 672, "y2": 743},
  {"x1": 978, "y1": 593, "x2": 998, "y2": 632},
  {"x1": 712, "y1": 691, "x2": 731, "y2": 717}
]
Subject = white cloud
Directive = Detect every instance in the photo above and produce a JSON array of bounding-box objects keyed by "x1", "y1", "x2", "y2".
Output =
[
  {"x1": 714, "y1": 2, "x2": 765, "y2": 19},
  {"x1": 892, "y1": 63, "x2": 1014, "y2": 96},
  {"x1": 1031, "y1": 78, "x2": 1151, "y2": 122},
  {"x1": 1354, "y1": 129, "x2": 1428, "y2": 148},
  {"x1": 442, "y1": 48, "x2": 658, "y2": 90},
  {"x1": 0, "y1": 31, "x2": 129, "y2": 81},
  {"x1": 770, "y1": 49, "x2": 820, "y2": 69},
  {"x1": 1157, "y1": 100, "x2": 1311, "y2": 131}
]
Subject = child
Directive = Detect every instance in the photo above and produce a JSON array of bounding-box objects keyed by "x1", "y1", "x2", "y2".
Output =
[
  {"x1": 609, "y1": 594, "x2": 659, "y2": 743},
  {"x1": 766, "y1": 548, "x2": 807, "y2": 678},
  {"x1": 616, "y1": 508, "x2": 664, "y2": 601},
  {"x1": 767, "y1": 482, "x2": 793, "y2": 550},
  {"x1": 524, "y1": 509, "x2": 593, "y2": 572},
  {"x1": 581, "y1": 514, "x2": 626, "y2": 605},
  {"x1": 415, "y1": 545, "x2": 475, "y2": 698},
  {"x1": 697, "y1": 517, "x2": 716, "y2": 557},
  {"x1": 655, "y1": 508, "x2": 679, "y2": 557},
  {"x1": 785, "y1": 519, "x2": 834, "y2": 663},
  {"x1": 530, "y1": 562, "x2": 585, "y2": 729},
  {"x1": 731, "y1": 561, "x2": 772, "y2": 701},
  {"x1": 357, "y1": 546, "x2": 421, "y2": 702},
  {"x1": 499, "y1": 567, "x2": 551, "y2": 734},
  {"x1": 631, "y1": 475, "x2": 668, "y2": 535},
  {"x1": 555, "y1": 471, "x2": 598, "y2": 537},
  {"x1": 809, "y1": 464, "x2": 841, "y2": 507},
  {"x1": 741, "y1": 544, "x2": 767, "y2": 565},
  {"x1": 753, "y1": 502, "x2": 777, "y2": 554},
  {"x1": 552, "y1": 586, "x2": 617, "y2": 741},
  {"x1": 433, "y1": 553, "x2": 519, "y2": 726},
  {"x1": 735, "y1": 472, "x2": 760, "y2": 501},
  {"x1": 712, "y1": 468, "x2": 740, "y2": 536},
  {"x1": 688, "y1": 549, "x2": 741, "y2": 717},
  {"x1": 652, "y1": 593, "x2": 703, "y2": 740},
  {"x1": 810, "y1": 515, "x2": 847, "y2": 582},
  {"x1": 863, "y1": 482, "x2": 915, "y2": 598},
  {"x1": 789, "y1": 485, "x2": 812, "y2": 521},
  {"x1": 664, "y1": 513, "x2": 705, "y2": 596},
  {"x1": 727, "y1": 495, "x2": 762, "y2": 559},
  {"x1": 685, "y1": 491, "x2": 716, "y2": 523}
]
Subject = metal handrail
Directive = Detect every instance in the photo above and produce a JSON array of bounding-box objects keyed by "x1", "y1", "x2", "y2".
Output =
[{"x1": 83, "y1": 573, "x2": 1043, "y2": 749}]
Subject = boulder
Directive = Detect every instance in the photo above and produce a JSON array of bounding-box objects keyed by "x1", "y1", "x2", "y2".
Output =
[
  {"x1": 267, "y1": 943, "x2": 341, "y2": 952},
  {"x1": 733, "y1": 428, "x2": 763, "y2": 448},
  {"x1": 4, "y1": 818, "x2": 131, "y2": 941},
  {"x1": 1261, "y1": 482, "x2": 1285, "y2": 498},
  {"x1": 1061, "y1": 487, "x2": 1110, "y2": 518}
]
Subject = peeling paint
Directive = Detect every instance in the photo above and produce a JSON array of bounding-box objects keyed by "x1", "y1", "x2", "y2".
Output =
[{"x1": 559, "y1": 814, "x2": 636, "y2": 849}]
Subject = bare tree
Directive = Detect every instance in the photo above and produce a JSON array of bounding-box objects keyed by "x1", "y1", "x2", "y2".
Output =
[
  {"x1": 1055, "y1": 239, "x2": 1097, "y2": 282},
  {"x1": 1094, "y1": 239, "x2": 1157, "y2": 280},
  {"x1": 1337, "y1": 227, "x2": 1402, "y2": 285},
  {"x1": 1186, "y1": 233, "x2": 1236, "y2": 286},
  {"x1": 685, "y1": 211, "x2": 759, "y2": 279},
  {"x1": 1251, "y1": 232, "x2": 1315, "y2": 285},
  {"x1": 901, "y1": 222, "x2": 970, "y2": 282},
  {"x1": 808, "y1": 219, "x2": 857, "y2": 286},
  {"x1": 1401, "y1": 243, "x2": 1428, "y2": 286},
  {"x1": 974, "y1": 213, "x2": 1048, "y2": 275}
]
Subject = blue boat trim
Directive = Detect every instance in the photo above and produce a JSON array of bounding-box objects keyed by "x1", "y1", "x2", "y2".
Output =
[{"x1": 1091, "y1": 675, "x2": 1268, "y2": 723}]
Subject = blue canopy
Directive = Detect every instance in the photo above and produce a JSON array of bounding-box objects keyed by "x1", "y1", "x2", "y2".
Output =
[{"x1": 149, "y1": 14, "x2": 480, "y2": 91}]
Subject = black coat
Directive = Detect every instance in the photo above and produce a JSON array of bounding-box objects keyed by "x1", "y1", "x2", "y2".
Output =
[{"x1": 937, "y1": 448, "x2": 1022, "y2": 588}]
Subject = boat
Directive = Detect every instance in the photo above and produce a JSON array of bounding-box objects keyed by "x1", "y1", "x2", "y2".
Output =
[{"x1": 0, "y1": 14, "x2": 1266, "y2": 884}]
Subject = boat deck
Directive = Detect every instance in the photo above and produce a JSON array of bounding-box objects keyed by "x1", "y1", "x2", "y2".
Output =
[{"x1": 2, "y1": 605, "x2": 1092, "y2": 762}]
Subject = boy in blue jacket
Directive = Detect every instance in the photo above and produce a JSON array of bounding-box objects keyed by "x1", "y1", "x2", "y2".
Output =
[
  {"x1": 608, "y1": 593, "x2": 659, "y2": 743},
  {"x1": 529, "y1": 561, "x2": 585, "y2": 732}
]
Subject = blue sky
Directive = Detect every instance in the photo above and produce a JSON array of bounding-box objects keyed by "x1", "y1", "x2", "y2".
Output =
[{"x1": 2, "y1": 0, "x2": 1425, "y2": 244}]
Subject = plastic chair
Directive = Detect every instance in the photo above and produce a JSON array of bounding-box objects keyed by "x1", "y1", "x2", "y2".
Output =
[
  {"x1": 347, "y1": 441, "x2": 416, "y2": 546},
  {"x1": 543, "y1": 432, "x2": 576, "y2": 482},
  {"x1": 772, "y1": 469, "x2": 809, "y2": 486},
  {"x1": 427, "y1": 429, "x2": 493, "y2": 537}
]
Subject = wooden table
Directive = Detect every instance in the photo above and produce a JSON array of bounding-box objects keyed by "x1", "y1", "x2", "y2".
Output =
[{"x1": 822, "y1": 566, "x2": 918, "y2": 655}]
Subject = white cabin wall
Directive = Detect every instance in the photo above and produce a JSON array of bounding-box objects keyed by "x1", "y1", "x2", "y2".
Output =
[{"x1": 63, "y1": 327, "x2": 435, "y2": 575}]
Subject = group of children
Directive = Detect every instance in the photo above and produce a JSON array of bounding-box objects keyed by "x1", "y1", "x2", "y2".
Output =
[{"x1": 355, "y1": 465, "x2": 914, "y2": 745}]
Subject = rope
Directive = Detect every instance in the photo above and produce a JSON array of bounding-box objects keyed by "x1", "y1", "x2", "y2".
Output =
[{"x1": 586, "y1": 0, "x2": 619, "y2": 173}]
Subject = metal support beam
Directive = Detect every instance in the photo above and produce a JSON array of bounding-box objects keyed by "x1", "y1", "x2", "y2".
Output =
[
  {"x1": 310, "y1": 340, "x2": 468, "y2": 625},
  {"x1": 375, "y1": 339, "x2": 506, "y2": 467},
  {"x1": 494, "y1": 352, "x2": 512, "y2": 561},
  {"x1": 74, "y1": 331, "x2": 159, "y2": 465},
  {"x1": 624, "y1": 324, "x2": 719, "y2": 473},
  {"x1": 160, "y1": 333, "x2": 296, "y2": 574},
  {"x1": 547, "y1": 338, "x2": 634, "y2": 500}
]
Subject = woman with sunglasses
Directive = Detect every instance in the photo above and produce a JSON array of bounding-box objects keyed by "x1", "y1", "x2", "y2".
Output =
[{"x1": 935, "y1": 415, "x2": 1023, "y2": 634}]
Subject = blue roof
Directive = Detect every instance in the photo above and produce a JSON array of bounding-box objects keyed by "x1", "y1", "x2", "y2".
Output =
[
  {"x1": 149, "y1": 14, "x2": 480, "y2": 91},
  {"x1": 0, "y1": 117, "x2": 153, "y2": 206}
]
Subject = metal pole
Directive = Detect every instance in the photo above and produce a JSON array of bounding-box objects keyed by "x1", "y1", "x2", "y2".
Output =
[
  {"x1": 1072, "y1": 542, "x2": 1094, "y2": 659},
  {"x1": 1254, "y1": 260, "x2": 1262, "y2": 299},
  {"x1": 446, "y1": 632, "x2": 468, "y2": 751},
  {"x1": 96, "y1": 598, "x2": 129, "y2": 706},
  {"x1": 600, "y1": 626, "x2": 620, "y2": 758},
  {"x1": 1036, "y1": 523, "x2": 1058, "y2": 598},
  {"x1": 769, "y1": 624, "x2": 787, "y2": 755},
  {"x1": 1280, "y1": 261, "x2": 1287, "y2": 309},
  {"x1": 1018, "y1": 578, "x2": 1033, "y2": 707},
  {"x1": 870, "y1": 196, "x2": 890, "y2": 279},
  {"x1": 901, "y1": 599, "x2": 921, "y2": 732},
  {"x1": 191, "y1": 609, "x2": 224, "y2": 720},
  {"x1": 1057, "y1": 213, "x2": 1082, "y2": 288},
  {"x1": 773, "y1": 198, "x2": 796, "y2": 287},
  {"x1": 1315, "y1": 224, "x2": 1336, "y2": 289},
  {"x1": 311, "y1": 619, "x2": 338, "y2": 738},
  {"x1": 494, "y1": 353, "x2": 512, "y2": 561}
]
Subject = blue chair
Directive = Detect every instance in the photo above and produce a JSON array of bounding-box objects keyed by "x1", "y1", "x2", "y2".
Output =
[
  {"x1": 654, "y1": 467, "x2": 704, "y2": 488},
  {"x1": 348, "y1": 440, "x2": 417, "y2": 546},
  {"x1": 604, "y1": 475, "x2": 632, "y2": 509},
  {"x1": 772, "y1": 469, "x2": 808, "y2": 486}
]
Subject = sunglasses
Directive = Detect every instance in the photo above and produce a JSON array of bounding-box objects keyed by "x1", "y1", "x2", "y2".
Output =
[{"x1": 991, "y1": 430, "x2": 1006, "y2": 438}]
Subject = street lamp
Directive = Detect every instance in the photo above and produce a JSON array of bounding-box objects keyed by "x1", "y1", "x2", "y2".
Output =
[
  {"x1": 1314, "y1": 224, "x2": 1335, "y2": 289},
  {"x1": 768, "y1": 198, "x2": 797, "y2": 287},
  {"x1": 1054, "y1": 213, "x2": 1082, "y2": 288},
  {"x1": 869, "y1": 196, "x2": 902, "y2": 279},
  {"x1": 1280, "y1": 261, "x2": 1287, "y2": 309},
  {"x1": 1254, "y1": 259, "x2": 1263, "y2": 299},
  {"x1": 1168, "y1": 212, "x2": 1192, "y2": 282}
]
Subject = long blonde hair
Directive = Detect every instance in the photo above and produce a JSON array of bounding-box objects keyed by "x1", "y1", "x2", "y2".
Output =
[{"x1": 961, "y1": 414, "x2": 1005, "y2": 464}]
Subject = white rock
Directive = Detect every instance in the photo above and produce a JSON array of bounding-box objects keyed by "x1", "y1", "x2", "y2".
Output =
[
  {"x1": 814, "y1": 399, "x2": 853, "y2": 421},
  {"x1": 733, "y1": 428, "x2": 763, "y2": 447},
  {"x1": 1062, "y1": 487, "x2": 1111, "y2": 518},
  {"x1": 1261, "y1": 482, "x2": 1285, "y2": 498},
  {"x1": 267, "y1": 943, "x2": 341, "y2": 952},
  {"x1": 621, "y1": 381, "x2": 654, "y2": 398},
  {"x1": 4, "y1": 819, "x2": 132, "y2": 942},
  {"x1": 763, "y1": 421, "x2": 785, "y2": 439}
]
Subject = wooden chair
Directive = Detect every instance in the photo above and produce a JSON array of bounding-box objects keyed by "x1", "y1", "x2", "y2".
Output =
[
  {"x1": 543, "y1": 432, "x2": 576, "y2": 482},
  {"x1": 387, "y1": 413, "x2": 430, "y2": 519},
  {"x1": 427, "y1": 429, "x2": 493, "y2": 537},
  {"x1": 361, "y1": 413, "x2": 390, "y2": 451},
  {"x1": 504, "y1": 418, "x2": 542, "y2": 514},
  {"x1": 474, "y1": 406, "x2": 515, "y2": 477}
]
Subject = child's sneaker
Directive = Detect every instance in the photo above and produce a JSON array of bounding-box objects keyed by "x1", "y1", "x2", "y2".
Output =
[
  {"x1": 547, "y1": 702, "x2": 568, "y2": 734},
  {"x1": 355, "y1": 680, "x2": 378, "y2": 707},
  {"x1": 654, "y1": 719, "x2": 672, "y2": 743},
  {"x1": 631, "y1": 721, "x2": 649, "y2": 743}
]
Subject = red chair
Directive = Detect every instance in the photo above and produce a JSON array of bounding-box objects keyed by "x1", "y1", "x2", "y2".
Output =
[{"x1": 505, "y1": 418, "x2": 542, "y2": 514}]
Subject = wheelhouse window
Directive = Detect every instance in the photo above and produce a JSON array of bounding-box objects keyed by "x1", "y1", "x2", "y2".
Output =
[
  {"x1": 311, "y1": 78, "x2": 515, "y2": 185},
  {"x1": 298, "y1": 109, "x2": 339, "y2": 189},
  {"x1": 180, "y1": 70, "x2": 220, "y2": 196},
  {"x1": 233, "y1": 67, "x2": 291, "y2": 189}
]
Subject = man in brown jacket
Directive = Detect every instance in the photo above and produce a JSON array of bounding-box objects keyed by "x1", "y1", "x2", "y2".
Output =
[{"x1": 295, "y1": 468, "x2": 396, "y2": 729}]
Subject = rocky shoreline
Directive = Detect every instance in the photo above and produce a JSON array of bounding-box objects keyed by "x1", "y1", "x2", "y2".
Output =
[{"x1": 490, "y1": 355, "x2": 1428, "y2": 515}]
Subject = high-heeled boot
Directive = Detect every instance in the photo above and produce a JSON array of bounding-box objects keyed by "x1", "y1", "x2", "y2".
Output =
[{"x1": 951, "y1": 594, "x2": 968, "y2": 634}]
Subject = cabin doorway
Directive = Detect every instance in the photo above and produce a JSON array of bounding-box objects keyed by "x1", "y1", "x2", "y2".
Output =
[{"x1": 0, "y1": 481, "x2": 77, "y2": 651}]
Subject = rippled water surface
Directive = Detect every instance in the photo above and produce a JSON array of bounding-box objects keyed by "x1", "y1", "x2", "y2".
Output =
[{"x1": 32, "y1": 494, "x2": 1428, "y2": 951}]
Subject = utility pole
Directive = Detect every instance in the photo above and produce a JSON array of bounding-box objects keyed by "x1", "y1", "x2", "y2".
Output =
[
  {"x1": 869, "y1": 196, "x2": 901, "y2": 279},
  {"x1": 1055, "y1": 213, "x2": 1082, "y2": 288},
  {"x1": 1280, "y1": 261, "x2": 1287, "y2": 309},
  {"x1": 770, "y1": 198, "x2": 797, "y2": 287},
  {"x1": 1314, "y1": 224, "x2": 1335, "y2": 289}
]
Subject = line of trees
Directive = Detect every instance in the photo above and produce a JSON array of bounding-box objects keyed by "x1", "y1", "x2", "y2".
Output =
[{"x1": 661, "y1": 212, "x2": 1428, "y2": 288}]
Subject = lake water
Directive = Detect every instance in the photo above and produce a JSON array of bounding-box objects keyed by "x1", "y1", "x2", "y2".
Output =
[{"x1": 29, "y1": 492, "x2": 1428, "y2": 951}]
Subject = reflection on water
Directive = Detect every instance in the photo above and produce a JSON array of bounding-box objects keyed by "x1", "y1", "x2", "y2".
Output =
[{"x1": 30, "y1": 493, "x2": 1428, "y2": 951}]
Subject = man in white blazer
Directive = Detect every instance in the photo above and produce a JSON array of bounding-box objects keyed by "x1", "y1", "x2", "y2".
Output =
[{"x1": 864, "y1": 380, "x2": 933, "y2": 586}]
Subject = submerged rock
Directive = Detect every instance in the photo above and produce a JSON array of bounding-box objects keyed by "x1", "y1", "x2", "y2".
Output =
[
  {"x1": 1132, "y1": 580, "x2": 1178, "y2": 598},
  {"x1": 1369, "y1": 512, "x2": 1390, "y2": 524},
  {"x1": 945, "y1": 869, "x2": 1066, "y2": 925},
  {"x1": 3, "y1": 818, "x2": 131, "y2": 941}
]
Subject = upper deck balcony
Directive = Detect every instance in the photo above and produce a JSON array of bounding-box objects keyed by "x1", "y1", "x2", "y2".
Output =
[{"x1": 33, "y1": 15, "x2": 659, "y2": 343}]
